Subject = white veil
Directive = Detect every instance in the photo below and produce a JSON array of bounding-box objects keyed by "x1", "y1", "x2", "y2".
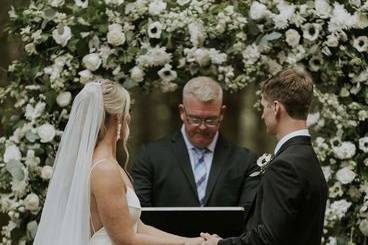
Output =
[{"x1": 33, "y1": 82, "x2": 104, "y2": 245}]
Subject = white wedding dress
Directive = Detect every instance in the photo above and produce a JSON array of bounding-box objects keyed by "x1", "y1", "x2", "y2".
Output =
[{"x1": 89, "y1": 160, "x2": 142, "y2": 245}]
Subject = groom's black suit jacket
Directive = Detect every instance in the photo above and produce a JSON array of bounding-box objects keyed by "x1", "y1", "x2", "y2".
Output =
[
  {"x1": 219, "y1": 136, "x2": 328, "y2": 245},
  {"x1": 131, "y1": 131, "x2": 259, "y2": 210}
]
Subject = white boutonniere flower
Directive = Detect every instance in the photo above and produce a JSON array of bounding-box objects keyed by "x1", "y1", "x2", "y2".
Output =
[{"x1": 249, "y1": 153, "x2": 273, "y2": 177}]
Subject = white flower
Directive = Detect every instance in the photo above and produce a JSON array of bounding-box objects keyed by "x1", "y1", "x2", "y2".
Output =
[
  {"x1": 177, "y1": 0, "x2": 190, "y2": 6},
  {"x1": 353, "y1": 36, "x2": 368, "y2": 52},
  {"x1": 24, "y1": 193, "x2": 39, "y2": 212},
  {"x1": 193, "y1": 48, "x2": 210, "y2": 67},
  {"x1": 325, "y1": 34, "x2": 339, "y2": 47},
  {"x1": 307, "y1": 112, "x2": 320, "y2": 127},
  {"x1": 188, "y1": 22, "x2": 206, "y2": 47},
  {"x1": 56, "y1": 91, "x2": 72, "y2": 107},
  {"x1": 49, "y1": 0, "x2": 64, "y2": 7},
  {"x1": 359, "y1": 137, "x2": 368, "y2": 153},
  {"x1": 360, "y1": 219, "x2": 368, "y2": 236},
  {"x1": 336, "y1": 167, "x2": 356, "y2": 184},
  {"x1": 158, "y1": 64, "x2": 177, "y2": 82},
  {"x1": 209, "y1": 49, "x2": 227, "y2": 65},
  {"x1": 309, "y1": 55, "x2": 323, "y2": 72},
  {"x1": 78, "y1": 69, "x2": 93, "y2": 84},
  {"x1": 328, "y1": 3, "x2": 357, "y2": 33},
  {"x1": 107, "y1": 24, "x2": 126, "y2": 46},
  {"x1": 256, "y1": 153, "x2": 272, "y2": 168},
  {"x1": 242, "y1": 44, "x2": 260, "y2": 65},
  {"x1": 41, "y1": 166, "x2": 53, "y2": 180},
  {"x1": 285, "y1": 29, "x2": 300, "y2": 47},
  {"x1": 249, "y1": 1, "x2": 269, "y2": 20},
  {"x1": 160, "y1": 81, "x2": 178, "y2": 93},
  {"x1": 82, "y1": 53, "x2": 101, "y2": 71},
  {"x1": 4, "y1": 145, "x2": 22, "y2": 163},
  {"x1": 333, "y1": 141, "x2": 356, "y2": 160},
  {"x1": 137, "y1": 46, "x2": 172, "y2": 67},
  {"x1": 322, "y1": 166, "x2": 332, "y2": 181},
  {"x1": 272, "y1": 1, "x2": 296, "y2": 29},
  {"x1": 27, "y1": 221, "x2": 38, "y2": 239},
  {"x1": 302, "y1": 23, "x2": 322, "y2": 41},
  {"x1": 25, "y1": 102, "x2": 46, "y2": 121},
  {"x1": 148, "y1": 0, "x2": 166, "y2": 16},
  {"x1": 130, "y1": 66, "x2": 145, "y2": 82},
  {"x1": 37, "y1": 123, "x2": 56, "y2": 143},
  {"x1": 52, "y1": 25, "x2": 72, "y2": 47},
  {"x1": 314, "y1": 0, "x2": 331, "y2": 19},
  {"x1": 25, "y1": 43, "x2": 37, "y2": 55},
  {"x1": 105, "y1": 0, "x2": 124, "y2": 5},
  {"x1": 75, "y1": 0, "x2": 88, "y2": 8},
  {"x1": 148, "y1": 21, "x2": 163, "y2": 39},
  {"x1": 329, "y1": 199, "x2": 352, "y2": 219},
  {"x1": 25, "y1": 150, "x2": 40, "y2": 167}
]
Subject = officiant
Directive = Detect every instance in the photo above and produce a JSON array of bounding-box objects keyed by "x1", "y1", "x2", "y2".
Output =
[{"x1": 131, "y1": 76, "x2": 259, "y2": 211}]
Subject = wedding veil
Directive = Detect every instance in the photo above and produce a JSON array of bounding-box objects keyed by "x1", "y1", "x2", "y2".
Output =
[{"x1": 33, "y1": 81, "x2": 104, "y2": 245}]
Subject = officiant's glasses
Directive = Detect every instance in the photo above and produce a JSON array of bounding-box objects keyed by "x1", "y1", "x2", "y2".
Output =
[{"x1": 183, "y1": 108, "x2": 222, "y2": 127}]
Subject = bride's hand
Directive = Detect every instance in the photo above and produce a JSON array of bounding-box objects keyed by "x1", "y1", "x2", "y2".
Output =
[{"x1": 184, "y1": 237, "x2": 205, "y2": 245}]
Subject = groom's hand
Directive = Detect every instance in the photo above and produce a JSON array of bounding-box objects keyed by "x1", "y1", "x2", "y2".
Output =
[{"x1": 200, "y1": 233, "x2": 221, "y2": 245}]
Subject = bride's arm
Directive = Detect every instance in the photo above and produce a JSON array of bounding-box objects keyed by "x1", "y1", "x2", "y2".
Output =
[{"x1": 91, "y1": 161, "x2": 188, "y2": 245}]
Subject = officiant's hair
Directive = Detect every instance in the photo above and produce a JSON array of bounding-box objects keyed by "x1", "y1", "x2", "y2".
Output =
[
  {"x1": 98, "y1": 79, "x2": 131, "y2": 169},
  {"x1": 261, "y1": 68, "x2": 313, "y2": 120},
  {"x1": 183, "y1": 76, "x2": 223, "y2": 104}
]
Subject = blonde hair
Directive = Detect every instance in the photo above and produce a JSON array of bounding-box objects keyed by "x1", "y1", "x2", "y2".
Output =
[{"x1": 98, "y1": 79, "x2": 131, "y2": 170}]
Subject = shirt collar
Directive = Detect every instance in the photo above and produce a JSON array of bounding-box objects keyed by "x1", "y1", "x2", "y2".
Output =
[
  {"x1": 274, "y1": 129, "x2": 310, "y2": 155},
  {"x1": 181, "y1": 125, "x2": 218, "y2": 153}
]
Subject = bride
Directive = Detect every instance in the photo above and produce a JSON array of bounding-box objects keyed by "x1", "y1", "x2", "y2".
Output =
[{"x1": 33, "y1": 79, "x2": 203, "y2": 245}]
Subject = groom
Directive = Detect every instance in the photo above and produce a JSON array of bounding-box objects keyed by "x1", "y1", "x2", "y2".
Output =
[{"x1": 201, "y1": 68, "x2": 328, "y2": 245}]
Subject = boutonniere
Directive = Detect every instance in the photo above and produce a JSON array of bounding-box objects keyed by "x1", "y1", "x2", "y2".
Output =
[{"x1": 249, "y1": 153, "x2": 273, "y2": 177}]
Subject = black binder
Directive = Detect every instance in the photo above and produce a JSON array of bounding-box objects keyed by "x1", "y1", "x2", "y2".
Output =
[{"x1": 140, "y1": 207, "x2": 245, "y2": 237}]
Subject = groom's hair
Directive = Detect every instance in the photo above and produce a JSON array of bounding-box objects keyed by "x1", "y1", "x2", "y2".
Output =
[{"x1": 261, "y1": 67, "x2": 313, "y2": 120}]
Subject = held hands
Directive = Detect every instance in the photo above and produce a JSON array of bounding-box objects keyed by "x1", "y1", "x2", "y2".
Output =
[{"x1": 200, "y1": 232, "x2": 221, "y2": 245}]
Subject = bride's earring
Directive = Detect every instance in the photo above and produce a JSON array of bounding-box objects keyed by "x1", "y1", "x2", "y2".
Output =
[{"x1": 117, "y1": 121, "x2": 122, "y2": 141}]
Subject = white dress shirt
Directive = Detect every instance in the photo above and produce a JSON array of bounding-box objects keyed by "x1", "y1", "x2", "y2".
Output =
[{"x1": 274, "y1": 129, "x2": 310, "y2": 155}]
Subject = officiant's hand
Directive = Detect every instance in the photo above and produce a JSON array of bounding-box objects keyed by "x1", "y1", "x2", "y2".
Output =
[
  {"x1": 184, "y1": 237, "x2": 204, "y2": 245},
  {"x1": 200, "y1": 233, "x2": 221, "y2": 245}
]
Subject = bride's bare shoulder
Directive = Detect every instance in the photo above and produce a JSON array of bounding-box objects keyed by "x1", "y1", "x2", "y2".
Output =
[{"x1": 90, "y1": 159, "x2": 125, "y2": 188}]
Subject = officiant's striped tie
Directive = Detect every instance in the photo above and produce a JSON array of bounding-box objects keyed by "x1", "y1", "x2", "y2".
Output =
[{"x1": 192, "y1": 147, "x2": 208, "y2": 206}]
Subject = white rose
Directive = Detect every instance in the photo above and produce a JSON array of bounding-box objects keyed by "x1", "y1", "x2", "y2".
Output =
[
  {"x1": 336, "y1": 167, "x2": 356, "y2": 184},
  {"x1": 37, "y1": 123, "x2": 56, "y2": 143},
  {"x1": 130, "y1": 66, "x2": 145, "y2": 82},
  {"x1": 78, "y1": 69, "x2": 93, "y2": 84},
  {"x1": 360, "y1": 219, "x2": 368, "y2": 236},
  {"x1": 56, "y1": 91, "x2": 72, "y2": 107},
  {"x1": 52, "y1": 25, "x2": 72, "y2": 47},
  {"x1": 285, "y1": 29, "x2": 300, "y2": 47},
  {"x1": 82, "y1": 53, "x2": 101, "y2": 71},
  {"x1": 329, "y1": 199, "x2": 352, "y2": 219},
  {"x1": 24, "y1": 193, "x2": 39, "y2": 211},
  {"x1": 333, "y1": 141, "x2": 356, "y2": 159},
  {"x1": 193, "y1": 48, "x2": 210, "y2": 67},
  {"x1": 4, "y1": 145, "x2": 22, "y2": 163},
  {"x1": 41, "y1": 166, "x2": 53, "y2": 180},
  {"x1": 148, "y1": 0, "x2": 167, "y2": 16},
  {"x1": 107, "y1": 24, "x2": 126, "y2": 46},
  {"x1": 49, "y1": 0, "x2": 64, "y2": 7},
  {"x1": 75, "y1": 0, "x2": 88, "y2": 8},
  {"x1": 249, "y1": 1, "x2": 269, "y2": 20}
]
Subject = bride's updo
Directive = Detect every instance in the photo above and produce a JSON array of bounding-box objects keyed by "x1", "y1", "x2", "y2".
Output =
[{"x1": 98, "y1": 79, "x2": 131, "y2": 169}]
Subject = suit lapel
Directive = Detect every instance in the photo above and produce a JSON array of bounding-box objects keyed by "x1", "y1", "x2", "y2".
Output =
[
  {"x1": 203, "y1": 135, "x2": 229, "y2": 205},
  {"x1": 171, "y1": 131, "x2": 199, "y2": 202}
]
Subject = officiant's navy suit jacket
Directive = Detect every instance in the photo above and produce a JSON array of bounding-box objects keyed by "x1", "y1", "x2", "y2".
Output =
[
  {"x1": 131, "y1": 130, "x2": 259, "y2": 211},
  {"x1": 218, "y1": 136, "x2": 328, "y2": 245}
]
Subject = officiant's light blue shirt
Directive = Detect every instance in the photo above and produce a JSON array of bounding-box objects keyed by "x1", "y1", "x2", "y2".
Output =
[
  {"x1": 181, "y1": 125, "x2": 218, "y2": 193},
  {"x1": 274, "y1": 129, "x2": 310, "y2": 155}
]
